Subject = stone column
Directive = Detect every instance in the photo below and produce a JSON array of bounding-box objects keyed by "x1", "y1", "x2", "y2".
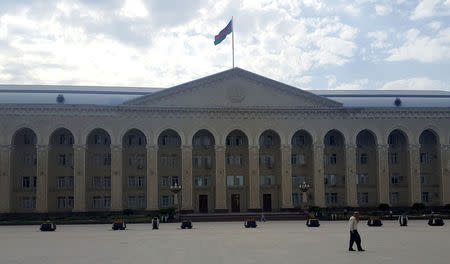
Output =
[
  {"x1": 280, "y1": 144, "x2": 293, "y2": 210},
  {"x1": 345, "y1": 144, "x2": 358, "y2": 207},
  {"x1": 376, "y1": 144, "x2": 390, "y2": 205},
  {"x1": 73, "y1": 144, "x2": 87, "y2": 212},
  {"x1": 248, "y1": 145, "x2": 260, "y2": 210},
  {"x1": 36, "y1": 145, "x2": 49, "y2": 213},
  {"x1": 215, "y1": 145, "x2": 227, "y2": 212},
  {"x1": 0, "y1": 145, "x2": 12, "y2": 213},
  {"x1": 146, "y1": 145, "x2": 159, "y2": 211},
  {"x1": 111, "y1": 145, "x2": 123, "y2": 211},
  {"x1": 440, "y1": 144, "x2": 450, "y2": 205},
  {"x1": 312, "y1": 143, "x2": 325, "y2": 207},
  {"x1": 408, "y1": 144, "x2": 421, "y2": 205},
  {"x1": 181, "y1": 145, "x2": 193, "y2": 212}
]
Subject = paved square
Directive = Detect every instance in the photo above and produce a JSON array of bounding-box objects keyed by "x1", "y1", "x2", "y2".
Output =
[{"x1": 0, "y1": 220, "x2": 448, "y2": 264}]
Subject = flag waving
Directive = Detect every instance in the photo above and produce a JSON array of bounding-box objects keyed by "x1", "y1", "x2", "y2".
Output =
[{"x1": 214, "y1": 19, "x2": 233, "y2": 45}]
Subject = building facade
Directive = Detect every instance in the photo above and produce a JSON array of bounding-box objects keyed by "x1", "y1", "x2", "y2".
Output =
[{"x1": 1, "y1": 68, "x2": 450, "y2": 214}]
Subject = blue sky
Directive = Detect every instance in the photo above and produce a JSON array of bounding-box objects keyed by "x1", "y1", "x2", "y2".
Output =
[{"x1": 0, "y1": 0, "x2": 449, "y2": 91}]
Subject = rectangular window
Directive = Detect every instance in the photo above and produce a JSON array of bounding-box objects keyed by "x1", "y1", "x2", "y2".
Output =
[
  {"x1": 390, "y1": 192, "x2": 400, "y2": 204},
  {"x1": 420, "y1": 153, "x2": 430, "y2": 164},
  {"x1": 171, "y1": 176, "x2": 179, "y2": 186},
  {"x1": 22, "y1": 176, "x2": 30, "y2": 188},
  {"x1": 330, "y1": 193, "x2": 338, "y2": 204},
  {"x1": 293, "y1": 136, "x2": 305, "y2": 146},
  {"x1": 58, "y1": 154, "x2": 66, "y2": 166},
  {"x1": 137, "y1": 196, "x2": 145, "y2": 209},
  {"x1": 128, "y1": 196, "x2": 137, "y2": 208},
  {"x1": 128, "y1": 176, "x2": 136, "y2": 187},
  {"x1": 292, "y1": 193, "x2": 302, "y2": 206},
  {"x1": 104, "y1": 177, "x2": 111, "y2": 188},
  {"x1": 421, "y1": 174, "x2": 428, "y2": 184},
  {"x1": 391, "y1": 174, "x2": 399, "y2": 184},
  {"x1": 227, "y1": 176, "x2": 234, "y2": 186},
  {"x1": 67, "y1": 197, "x2": 74, "y2": 208},
  {"x1": 67, "y1": 176, "x2": 74, "y2": 189},
  {"x1": 292, "y1": 175, "x2": 305, "y2": 186},
  {"x1": 93, "y1": 154, "x2": 102, "y2": 167},
  {"x1": 58, "y1": 176, "x2": 66, "y2": 189},
  {"x1": 161, "y1": 176, "x2": 169, "y2": 187},
  {"x1": 103, "y1": 196, "x2": 111, "y2": 208},
  {"x1": 359, "y1": 153, "x2": 368, "y2": 164},
  {"x1": 103, "y1": 154, "x2": 111, "y2": 166},
  {"x1": 358, "y1": 192, "x2": 369, "y2": 204},
  {"x1": 93, "y1": 176, "x2": 102, "y2": 188},
  {"x1": 93, "y1": 196, "x2": 102, "y2": 209},
  {"x1": 325, "y1": 174, "x2": 337, "y2": 185},
  {"x1": 357, "y1": 174, "x2": 369, "y2": 185},
  {"x1": 422, "y1": 192, "x2": 429, "y2": 203},
  {"x1": 138, "y1": 176, "x2": 145, "y2": 187},
  {"x1": 260, "y1": 175, "x2": 275, "y2": 186},
  {"x1": 161, "y1": 195, "x2": 174, "y2": 208},
  {"x1": 329, "y1": 154, "x2": 337, "y2": 164},
  {"x1": 57, "y1": 196, "x2": 66, "y2": 209},
  {"x1": 389, "y1": 153, "x2": 398, "y2": 164}
]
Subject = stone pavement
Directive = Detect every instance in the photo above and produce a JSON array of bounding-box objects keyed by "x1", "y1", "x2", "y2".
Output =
[{"x1": 0, "y1": 220, "x2": 448, "y2": 264}]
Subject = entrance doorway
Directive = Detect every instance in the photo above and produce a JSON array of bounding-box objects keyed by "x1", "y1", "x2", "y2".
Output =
[
  {"x1": 263, "y1": 194, "x2": 272, "y2": 212},
  {"x1": 231, "y1": 194, "x2": 240, "y2": 212},
  {"x1": 199, "y1": 195, "x2": 208, "y2": 213}
]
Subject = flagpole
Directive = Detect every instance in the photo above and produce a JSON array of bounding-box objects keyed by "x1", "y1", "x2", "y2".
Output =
[{"x1": 232, "y1": 16, "x2": 235, "y2": 68}]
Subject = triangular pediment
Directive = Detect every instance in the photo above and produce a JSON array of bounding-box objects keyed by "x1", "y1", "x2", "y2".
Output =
[{"x1": 124, "y1": 68, "x2": 342, "y2": 108}]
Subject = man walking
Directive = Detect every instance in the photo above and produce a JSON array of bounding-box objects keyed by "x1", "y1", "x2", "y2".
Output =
[{"x1": 348, "y1": 212, "x2": 365, "y2": 252}]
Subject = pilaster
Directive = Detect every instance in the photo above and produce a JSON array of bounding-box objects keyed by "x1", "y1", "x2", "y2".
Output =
[
  {"x1": 312, "y1": 143, "x2": 325, "y2": 207},
  {"x1": 215, "y1": 145, "x2": 227, "y2": 211},
  {"x1": 248, "y1": 145, "x2": 260, "y2": 210},
  {"x1": 0, "y1": 145, "x2": 12, "y2": 213},
  {"x1": 111, "y1": 145, "x2": 123, "y2": 211},
  {"x1": 376, "y1": 144, "x2": 390, "y2": 205},
  {"x1": 408, "y1": 144, "x2": 421, "y2": 205},
  {"x1": 73, "y1": 144, "x2": 87, "y2": 212},
  {"x1": 280, "y1": 144, "x2": 293, "y2": 209},
  {"x1": 345, "y1": 144, "x2": 358, "y2": 207},
  {"x1": 146, "y1": 145, "x2": 159, "y2": 211},
  {"x1": 36, "y1": 145, "x2": 49, "y2": 213},
  {"x1": 181, "y1": 145, "x2": 193, "y2": 211},
  {"x1": 440, "y1": 144, "x2": 450, "y2": 205}
]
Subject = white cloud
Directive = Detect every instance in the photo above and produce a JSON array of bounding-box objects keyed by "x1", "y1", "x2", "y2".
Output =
[
  {"x1": 410, "y1": 0, "x2": 449, "y2": 20},
  {"x1": 367, "y1": 31, "x2": 391, "y2": 49},
  {"x1": 381, "y1": 78, "x2": 450, "y2": 90},
  {"x1": 428, "y1": 21, "x2": 442, "y2": 30},
  {"x1": 334, "y1": 79, "x2": 369, "y2": 90},
  {"x1": 118, "y1": 0, "x2": 148, "y2": 18},
  {"x1": 375, "y1": 5, "x2": 392, "y2": 16},
  {"x1": 326, "y1": 75, "x2": 336, "y2": 88},
  {"x1": 386, "y1": 28, "x2": 450, "y2": 63}
]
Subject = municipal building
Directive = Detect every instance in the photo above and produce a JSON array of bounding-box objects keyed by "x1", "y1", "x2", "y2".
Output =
[{"x1": 0, "y1": 68, "x2": 449, "y2": 214}]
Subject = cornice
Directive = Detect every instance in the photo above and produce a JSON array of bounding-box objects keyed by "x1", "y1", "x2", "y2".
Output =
[{"x1": 1, "y1": 104, "x2": 450, "y2": 120}]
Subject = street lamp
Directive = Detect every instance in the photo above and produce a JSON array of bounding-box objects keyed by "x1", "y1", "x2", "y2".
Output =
[
  {"x1": 170, "y1": 182, "x2": 182, "y2": 222},
  {"x1": 298, "y1": 181, "x2": 311, "y2": 209}
]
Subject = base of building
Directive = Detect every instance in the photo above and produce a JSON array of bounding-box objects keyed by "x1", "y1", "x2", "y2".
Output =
[
  {"x1": 181, "y1": 209, "x2": 194, "y2": 214},
  {"x1": 247, "y1": 208, "x2": 262, "y2": 212},
  {"x1": 214, "y1": 209, "x2": 229, "y2": 213},
  {"x1": 280, "y1": 207, "x2": 298, "y2": 212}
]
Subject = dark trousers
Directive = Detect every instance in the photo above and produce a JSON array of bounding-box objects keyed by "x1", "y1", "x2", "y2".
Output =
[{"x1": 349, "y1": 230, "x2": 363, "y2": 250}]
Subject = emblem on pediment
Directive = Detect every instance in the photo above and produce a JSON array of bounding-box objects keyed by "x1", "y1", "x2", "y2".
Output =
[{"x1": 226, "y1": 86, "x2": 246, "y2": 103}]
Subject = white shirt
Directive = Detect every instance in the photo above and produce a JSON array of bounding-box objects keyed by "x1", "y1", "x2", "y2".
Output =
[{"x1": 348, "y1": 216, "x2": 358, "y2": 231}]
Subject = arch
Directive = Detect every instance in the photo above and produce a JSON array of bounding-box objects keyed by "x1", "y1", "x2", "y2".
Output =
[
  {"x1": 11, "y1": 127, "x2": 37, "y2": 145},
  {"x1": 291, "y1": 129, "x2": 314, "y2": 147},
  {"x1": 86, "y1": 128, "x2": 112, "y2": 145},
  {"x1": 10, "y1": 125, "x2": 40, "y2": 145},
  {"x1": 387, "y1": 129, "x2": 409, "y2": 146},
  {"x1": 258, "y1": 129, "x2": 282, "y2": 147},
  {"x1": 419, "y1": 129, "x2": 439, "y2": 146},
  {"x1": 221, "y1": 126, "x2": 252, "y2": 146},
  {"x1": 255, "y1": 128, "x2": 284, "y2": 146},
  {"x1": 418, "y1": 127, "x2": 441, "y2": 145},
  {"x1": 49, "y1": 127, "x2": 75, "y2": 145},
  {"x1": 157, "y1": 129, "x2": 182, "y2": 147},
  {"x1": 118, "y1": 125, "x2": 152, "y2": 146},
  {"x1": 83, "y1": 126, "x2": 114, "y2": 146},
  {"x1": 122, "y1": 128, "x2": 148, "y2": 146},
  {"x1": 323, "y1": 129, "x2": 346, "y2": 146},
  {"x1": 190, "y1": 127, "x2": 218, "y2": 146},
  {"x1": 225, "y1": 129, "x2": 250, "y2": 146},
  {"x1": 154, "y1": 126, "x2": 185, "y2": 146},
  {"x1": 287, "y1": 127, "x2": 317, "y2": 146},
  {"x1": 384, "y1": 126, "x2": 412, "y2": 145},
  {"x1": 355, "y1": 129, "x2": 377, "y2": 147}
]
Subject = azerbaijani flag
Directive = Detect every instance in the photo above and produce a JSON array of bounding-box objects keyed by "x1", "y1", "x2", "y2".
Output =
[{"x1": 214, "y1": 19, "x2": 233, "y2": 45}]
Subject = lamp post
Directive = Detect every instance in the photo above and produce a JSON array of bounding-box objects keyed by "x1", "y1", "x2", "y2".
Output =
[
  {"x1": 170, "y1": 182, "x2": 182, "y2": 222},
  {"x1": 299, "y1": 181, "x2": 311, "y2": 209}
]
